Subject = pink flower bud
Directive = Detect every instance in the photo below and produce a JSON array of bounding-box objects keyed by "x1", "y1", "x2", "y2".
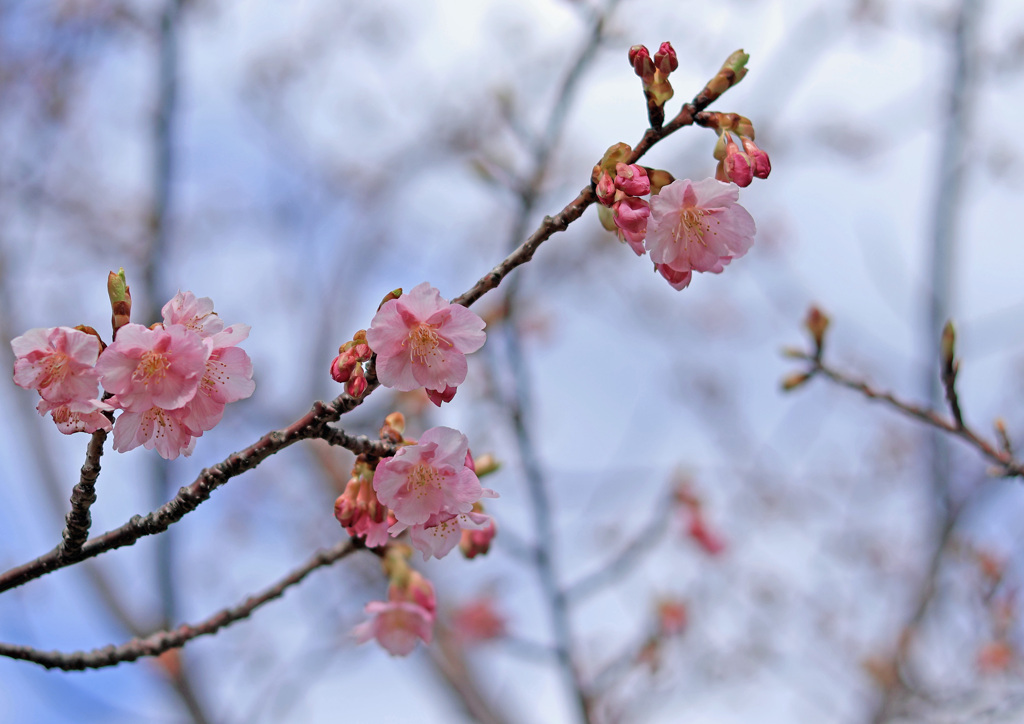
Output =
[
  {"x1": 346, "y1": 368, "x2": 367, "y2": 398},
  {"x1": 330, "y1": 352, "x2": 356, "y2": 383},
  {"x1": 654, "y1": 42, "x2": 678, "y2": 75},
  {"x1": 629, "y1": 45, "x2": 655, "y2": 84},
  {"x1": 721, "y1": 135, "x2": 753, "y2": 187},
  {"x1": 595, "y1": 170, "x2": 617, "y2": 206},
  {"x1": 741, "y1": 137, "x2": 771, "y2": 179},
  {"x1": 614, "y1": 163, "x2": 650, "y2": 196}
]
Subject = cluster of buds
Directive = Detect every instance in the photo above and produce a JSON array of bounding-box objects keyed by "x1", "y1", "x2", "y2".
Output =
[
  {"x1": 330, "y1": 329, "x2": 372, "y2": 398},
  {"x1": 353, "y1": 545, "x2": 437, "y2": 656},
  {"x1": 592, "y1": 142, "x2": 674, "y2": 256},
  {"x1": 629, "y1": 41, "x2": 678, "y2": 128},
  {"x1": 674, "y1": 480, "x2": 726, "y2": 556},
  {"x1": 704, "y1": 112, "x2": 771, "y2": 188},
  {"x1": 335, "y1": 457, "x2": 394, "y2": 548}
]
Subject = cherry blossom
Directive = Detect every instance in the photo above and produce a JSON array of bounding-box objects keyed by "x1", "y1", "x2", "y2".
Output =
[
  {"x1": 12, "y1": 326, "x2": 104, "y2": 404},
  {"x1": 390, "y1": 510, "x2": 495, "y2": 561},
  {"x1": 110, "y1": 405, "x2": 197, "y2": 459},
  {"x1": 373, "y1": 426, "x2": 488, "y2": 526},
  {"x1": 37, "y1": 398, "x2": 113, "y2": 435},
  {"x1": 352, "y1": 600, "x2": 434, "y2": 656},
  {"x1": 95, "y1": 323, "x2": 208, "y2": 412},
  {"x1": 365, "y1": 282, "x2": 485, "y2": 396},
  {"x1": 645, "y1": 178, "x2": 756, "y2": 290}
]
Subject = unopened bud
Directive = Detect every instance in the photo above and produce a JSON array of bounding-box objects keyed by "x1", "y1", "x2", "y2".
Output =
[
  {"x1": 940, "y1": 320, "x2": 956, "y2": 371},
  {"x1": 614, "y1": 163, "x2": 650, "y2": 196},
  {"x1": 741, "y1": 137, "x2": 771, "y2": 179},
  {"x1": 330, "y1": 353, "x2": 356, "y2": 383},
  {"x1": 107, "y1": 268, "x2": 132, "y2": 337},
  {"x1": 473, "y1": 453, "x2": 500, "y2": 477},
  {"x1": 646, "y1": 168, "x2": 675, "y2": 196},
  {"x1": 346, "y1": 368, "x2": 367, "y2": 398},
  {"x1": 804, "y1": 306, "x2": 830, "y2": 350},
  {"x1": 721, "y1": 49, "x2": 750, "y2": 84},
  {"x1": 780, "y1": 371, "x2": 812, "y2": 391},
  {"x1": 629, "y1": 44, "x2": 655, "y2": 84},
  {"x1": 595, "y1": 169, "x2": 617, "y2": 206},
  {"x1": 73, "y1": 325, "x2": 106, "y2": 352},
  {"x1": 722, "y1": 135, "x2": 753, "y2": 187},
  {"x1": 377, "y1": 288, "x2": 402, "y2": 311},
  {"x1": 383, "y1": 411, "x2": 406, "y2": 437},
  {"x1": 654, "y1": 42, "x2": 678, "y2": 75}
]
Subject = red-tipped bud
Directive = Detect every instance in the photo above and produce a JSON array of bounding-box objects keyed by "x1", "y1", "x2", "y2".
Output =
[
  {"x1": 804, "y1": 306, "x2": 830, "y2": 350},
  {"x1": 654, "y1": 42, "x2": 678, "y2": 75},
  {"x1": 629, "y1": 44, "x2": 655, "y2": 84},
  {"x1": 613, "y1": 196, "x2": 650, "y2": 255},
  {"x1": 331, "y1": 352, "x2": 357, "y2": 383},
  {"x1": 346, "y1": 368, "x2": 367, "y2": 398},
  {"x1": 741, "y1": 137, "x2": 771, "y2": 179},
  {"x1": 721, "y1": 135, "x2": 753, "y2": 187},
  {"x1": 614, "y1": 163, "x2": 650, "y2": 196},
  {"x1": 426, "y1": 384, "x2": 458, "y2": 407}
]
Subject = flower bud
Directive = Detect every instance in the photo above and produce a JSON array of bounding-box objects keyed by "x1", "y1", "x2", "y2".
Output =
[
  {"x1": 472, "y1": 453, "x2": 500, "y2": 477},
  {"x1": 595, "y1": 169, "x2": 617, "y2": 206},
  {"x1": 654, "y1": 42, "x2": 678, "y2": 75},
  {"x1": 646, "y1": 168, "x2": 675, "y2": 196},
  {"x1": 741, "y1": 137, "x2": 771, "y2": 179},
  {"x1": 377, "y1": 288, "x2": 402, "y2": 311},
  {"x1": 629, "y1": 44, "x2": 655, "y2": 84},
  {"x1": 804, "y1": 306, "x2": 830, "y2": 350},
  {"x1": 780, "y1": 371, "x2": 812, "y2": 391},
  {"x1": 346, "y1": 367, "x2": 367, "y2": 398},
  {"x1": 614, "y1": 163, "x2": 650, "y2": 196},
  {"x1": 721, "y1": 135, "x2": 753, "y2": 187},
  {"x1": 107, "y1": 268, "x2": 132, "y2": 337},
  {"x1": 940, "y1": 320, "x2": 956, "y2": 371},
  {"x1": 330, "y1": 352, "x2": 356, "y2": 383}
]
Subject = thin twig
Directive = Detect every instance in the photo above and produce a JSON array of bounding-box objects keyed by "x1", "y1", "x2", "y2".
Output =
[
  {"x1": 792, "y1": 353, "x2": 1024, "y2": 478},
  {"x1": 0, "y1": 539, "x2": 357, "y2": 671},
  {"x1": 317, "y1": 426, "x2": 396, "y2": 459},
  {"x1": 564, "y1": 489, "x2": 675, "y2": 604}
]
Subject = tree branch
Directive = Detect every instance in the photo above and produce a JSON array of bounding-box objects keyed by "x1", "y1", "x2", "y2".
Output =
[{"x1": 0, "y1": 539, "x2": 358, "y2": 670}]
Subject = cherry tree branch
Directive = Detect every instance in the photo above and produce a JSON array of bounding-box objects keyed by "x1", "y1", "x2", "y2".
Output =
[
  {"x1": 564, "y1": 488, "x2": 676, "y2": 604},
  {"x1": 0, "y1": 392, "x2": 368, "y2": 593},
  {"x1": 54, "y1": 429, "x2": 107, "y2": 561},
  {"x1": 788, "y1": 352, "x2": 1024, "y2": 478},
  {"x1": 0, "y1": 539, "x2": 358, "y2": 670}
]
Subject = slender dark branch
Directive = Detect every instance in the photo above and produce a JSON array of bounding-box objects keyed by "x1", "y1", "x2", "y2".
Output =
[
  {"x1": 0, "y1": 389, "x2": 373, "y2": 594},
  {"x1": 0, "y1": 539, "x2": 357, "y2": 670},
  {"x1": 564, "y1": 490, "x2": 675, "y2": 604},
  {"x1": 790, "y1": 353, "x2": 1024, "y2": 478},
  {"x1": 941, "y1": 356, "x2": 965, "y2": 429},
  {"x1": 54, "y1": 429, "x2": 107, "y2": 561},
  {"x1": 317, "y1": 426, "x2": 396, "y2": 459}
]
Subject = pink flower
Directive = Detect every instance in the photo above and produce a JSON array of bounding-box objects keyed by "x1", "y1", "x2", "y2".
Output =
[
  {"x1": 373, "y1": 426, "x2": 486, "y2": 525},
  {"x1": 177, "y1": 324, "x2": 255, "y2": 434},
  {"x1": 452, "y1": 597, "x2": 507, "y2": 644},
  {"x1": 365, "y1": 283, "x2": 485, "y2": 394},
  {"x1": 161, "y1": 291, "x2": 225, "y2": 337},
  {"x1": 645, "y1": 179, "x2": 756, "y2": 289},
  {"x1": 352, "y1": 600, "x2": 434, "y2": 656},
  {"x1": 37, "y1": 398, "x2": 113, "y2": 435},
  {"x1": 95, "y1": 323, "x2": 208, "y2": 412},
  {"x1": 390, "y1": 510, "x2": 494, "y2": 561},
  {"x1": 12, "y1": 327, "x2": 104, "y2": 404},
  {"x1": 110, "y1": 406, "x2": 197, "y2": 459}
]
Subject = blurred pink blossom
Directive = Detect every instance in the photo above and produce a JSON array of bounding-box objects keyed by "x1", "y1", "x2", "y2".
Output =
[{"x1": 353, "y1": 600, "x2": 434, "y2": 657}]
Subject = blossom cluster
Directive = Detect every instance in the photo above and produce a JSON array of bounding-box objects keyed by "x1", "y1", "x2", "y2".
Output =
[
  {"x1": 335, "y1": 423, "x2": 497, "y2": 562},
  {"x1": 11, "y1": 291, "x2": 255, "y2": 459}
]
